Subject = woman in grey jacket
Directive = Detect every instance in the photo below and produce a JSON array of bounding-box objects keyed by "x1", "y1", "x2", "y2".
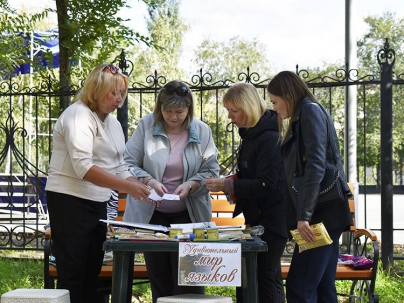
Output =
[{"x1": 124, "y1": 80, "x2": 219, "y2": 302}]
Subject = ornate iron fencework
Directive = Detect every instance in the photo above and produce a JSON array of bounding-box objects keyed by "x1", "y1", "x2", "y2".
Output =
[{"x1": 0, "y1": 49, "x2": 404, "y2": 265}]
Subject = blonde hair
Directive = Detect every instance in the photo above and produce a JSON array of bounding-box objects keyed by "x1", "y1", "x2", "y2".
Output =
[
  {"x1": 222, "y1": 82, "x2": 266, "y2": 128},
  {"x1": 267, "y1": 71, "x2": 317, "y2": 139},
  {"x1": 75, "y1": 64, "x2": 129, "y2": 111}
]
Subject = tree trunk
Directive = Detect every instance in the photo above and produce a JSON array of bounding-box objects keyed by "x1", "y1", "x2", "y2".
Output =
[{"x1": 56, "y1": 0, "x2": 71, "y2": 111}]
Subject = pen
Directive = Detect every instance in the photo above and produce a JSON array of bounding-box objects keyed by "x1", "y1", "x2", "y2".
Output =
[{"x1": 174, "y1": 234, "x2": 195, "y2": 240}]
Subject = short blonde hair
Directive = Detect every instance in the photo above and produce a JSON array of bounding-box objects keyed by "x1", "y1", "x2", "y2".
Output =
[
  {"x1": 75, "y1": 64, "x2": 129, "y2": 111},
  {"x1": 222, "y1": 82, "x2": 266, "y2": 128}
]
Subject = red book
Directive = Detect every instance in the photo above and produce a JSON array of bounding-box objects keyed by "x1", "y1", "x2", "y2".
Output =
[{"x1": 225, "y1": 174, "x2": 238, "y2": 204}]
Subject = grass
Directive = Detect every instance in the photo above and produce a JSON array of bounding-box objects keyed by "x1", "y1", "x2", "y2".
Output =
[{"x1": 0, "y1": 252, "x2": 403, "y2": 303}]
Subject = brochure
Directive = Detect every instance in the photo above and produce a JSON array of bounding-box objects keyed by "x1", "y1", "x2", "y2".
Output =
[
  {"x1": 149, "y1": 189, "x2": 180, "y2": 201},
  {"x1": 100, "y1": 219, "x2": 169, "y2": 232},
  {"x1": 290, "y1": 222, "x2": 333, "y2": 253}
]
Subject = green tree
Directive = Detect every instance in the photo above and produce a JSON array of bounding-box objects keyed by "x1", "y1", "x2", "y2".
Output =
[
  {"x1": 192, "y1": 37, "x2": 274, "y2": 170},
  {"x1": 55, "y1": 0, "x2": 159, "y2": 110},
  {"x1": 193, "y1": 36, "x2": 273, "y2": 83},
  {"x1": 0, "y1": 0, "x2": 159, "y2": 110},
  {"x1": 129, "y1": 0, "x2": 188, "y2": 82},
  {"x1": 0, "y1": 3, "x2": 53, "y2": 75},
  {"x1": 124, "y1": 0, "x2": 189, "y2": 135},
  {"x1": 357, "y1": 11, "x2": 404, "y2": 185}
]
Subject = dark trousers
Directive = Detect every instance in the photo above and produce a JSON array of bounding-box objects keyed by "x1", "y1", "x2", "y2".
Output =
[
  {"x1": 144, "y1": 210, "x2": 204, "y2": 303},
  {"x1": 47, "y1": 191, "x2": 107, "y2": 303},
  {"x1": 236, "y1": 230, "x2": 287, "y2": 303},
  {"x1": 286, "y1": 227, "x2": 345, "y2": 303}
]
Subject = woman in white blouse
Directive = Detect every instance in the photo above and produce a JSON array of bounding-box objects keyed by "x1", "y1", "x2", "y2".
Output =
[{"x1": 45, "y1": 64, "x2": 151, "y2": 303}]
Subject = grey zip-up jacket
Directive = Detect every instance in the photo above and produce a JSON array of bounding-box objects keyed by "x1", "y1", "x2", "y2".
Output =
[{"x1": 123, "y1": 113, "x2": 219, "y2": 224}]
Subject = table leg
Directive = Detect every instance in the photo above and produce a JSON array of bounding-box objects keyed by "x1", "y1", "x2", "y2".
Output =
[
  {"x1": 242, "y1": 252, "x2": 258, "y2": 303},
  {"x1": 110, "y1": 251, "x2": 134, "y2": 303}
]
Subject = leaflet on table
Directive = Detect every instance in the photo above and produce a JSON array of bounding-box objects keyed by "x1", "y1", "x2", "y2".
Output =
[
  {"x1": 170, "y1": 222, "x2": 246, "y2": 233},
  {"x1": 100, "y1": 219, "x2": 168, "y2": 232},
  {"x1": 149, "y1": 189, "x2": 180, "y2": 201},
  {"x1": 170, "y1": 222, "x2": 217, "y2": 233},
  {"x1": 117, "y1": 232, "x2": 178, "y2": 241}
]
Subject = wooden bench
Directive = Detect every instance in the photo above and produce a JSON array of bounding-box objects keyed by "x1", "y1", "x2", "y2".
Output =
[
  {"x1": 210, "y1": 191, "x2": 245, "y2": 226},
  {"x1": 281, "y1": 183, "x2": 379, "y2": 303},
  {"x1": 44, "y1": 190, "x2": 245, "y2": 290},
  {"x1": 44, "y1": 230, "x2": 149, "y2": 291},
  {"x1": 210, "y1": 184, "x2": 379, "y2": 302}
]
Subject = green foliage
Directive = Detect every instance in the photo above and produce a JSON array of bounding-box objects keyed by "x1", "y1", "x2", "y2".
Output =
[
  {"x1": 193, "y1": 36, "x2": 273, "y2": 82},
  {"x1": 0, "y1": 5, "x2": 54, "y2": 77},
  {"x1": 123, "y1": 0, "x2": 189, "y2": 136},
  {"x1": 132, "y1": 282, "x2": 153, "y2": 302},
  {"x1": 355, "y1": 11, "x2": 404, "y2": 184},
  {"x1": 206, "y1": 286, "x2": 236, "y2": 300},
  {"x1": 0, "y1": 258, "x2": 43, "y2": 294},
  {"x1": 57, "y1": 0, "x2": 159, "y2": 81},
  {"x1": 335, "y1": 261, "x2": 404, "y2": 303},
  {"x1": 374, "y1": 261, "x2": 404, "y2": 303},
  {"x1": 128, "y1": 0, "x2": 188, "y2": 83},
  {"x1": 2, "y1": 255, "x2": 404, "y2": 303},
  {"x1": 188, "y1": 37, "x2": 275, "y2": 170}
]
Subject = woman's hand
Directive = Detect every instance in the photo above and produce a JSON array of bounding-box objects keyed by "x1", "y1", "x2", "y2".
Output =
[
  {"x1": 296, "y1": 220, "x2": 315, "y2": 243},
  {"x1": 205, "y1": 178, "x2": 225, "y2": 192},
  {"x1": 127, "y1": 180, "x2": 152, "y2": 202},
  {"x1": 147, "y1": 179, "x2": 168, "y2": 197},
  {"x1": 174, "y1": 182, "x2": 192, "y2": 200}
]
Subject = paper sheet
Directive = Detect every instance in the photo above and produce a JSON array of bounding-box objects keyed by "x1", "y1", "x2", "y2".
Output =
[
  {"x1": 149, "y1": 189, "x2": 180, "y2": 201},
  {"x1": 100, "y1": 219, "x2": 168, "y2": 232}
]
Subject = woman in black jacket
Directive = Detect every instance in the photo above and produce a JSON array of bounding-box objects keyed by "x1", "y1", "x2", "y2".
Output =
[
  {"x1": 267, "y1": 71, "x2": 352, "y2": 303},
  {"x1": 205, "y1": 82, "x2": 287, "y2": 303}
]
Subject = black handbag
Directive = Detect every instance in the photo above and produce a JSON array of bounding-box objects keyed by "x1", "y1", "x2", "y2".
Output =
[
  {"x1": 292, "y1": 105, "x2": 347, "y2": 208},
  {"x1": 292, "y1": 167, "x2": 345, "y2": 208}
]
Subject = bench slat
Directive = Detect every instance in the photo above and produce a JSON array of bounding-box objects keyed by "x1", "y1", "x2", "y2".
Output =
[
  {"x1": 211, "y1": 217, "x2": 245, "y2": 226},
  {"x1": 281, "y1": 264, "x2": 373, "y2": 280},
  {"x1": 48, "y1": 263, "x2": 149, "y2": 279},
  {"x1": 211, "y1": 199, "x2": 235, "y2": 213}
]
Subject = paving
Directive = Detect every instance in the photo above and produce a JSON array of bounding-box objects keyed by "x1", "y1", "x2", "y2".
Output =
[{"x1": 355, "y1": 194, "x2": 404, "y2": 245}]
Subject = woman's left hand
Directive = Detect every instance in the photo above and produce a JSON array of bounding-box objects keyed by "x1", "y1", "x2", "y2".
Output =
[
  {"x1": 296, "y1": 220, "x2": 315, "y2": 243},
  {"x1": 174, "y1": 183, "x2": 192, "y2": 200}
]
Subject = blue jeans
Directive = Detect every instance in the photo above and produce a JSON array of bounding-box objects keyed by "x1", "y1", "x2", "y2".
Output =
[{"x1": 286, "y1": 227, "x2": 345, "y2": 303}]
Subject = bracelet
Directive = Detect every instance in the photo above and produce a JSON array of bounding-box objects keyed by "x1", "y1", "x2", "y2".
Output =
[
  {"x1": 145, "y1": 177, "x2": 154, "y2": 186},
  {"x1": 186, "y1": 182, "x2": 193, "y2": 191}
]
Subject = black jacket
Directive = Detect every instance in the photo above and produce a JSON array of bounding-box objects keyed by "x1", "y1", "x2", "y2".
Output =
[
  {"x1": 233, "y1": 110, "x2": 287, "y2": 238},
  {"x1": 281, "y1": 97, "x2": 352, "y2": 233}
]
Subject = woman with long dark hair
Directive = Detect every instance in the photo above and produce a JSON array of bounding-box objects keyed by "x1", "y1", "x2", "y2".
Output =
[{"x1": 267, "y1": 71, "x2": 352, "y2": 303}]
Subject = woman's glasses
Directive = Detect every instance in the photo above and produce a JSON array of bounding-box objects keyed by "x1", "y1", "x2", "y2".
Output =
[
  {"x1": 161, "y1": 84, "x2": 189, "y2": 97},
  {"x1": 102, "y1": 64, "x2": 122, "y2": 74}
]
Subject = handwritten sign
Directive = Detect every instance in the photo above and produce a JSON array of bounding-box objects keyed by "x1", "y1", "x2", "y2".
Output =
[{"x1": 178, "y1": 242, "x2": 241, "y2": 286}]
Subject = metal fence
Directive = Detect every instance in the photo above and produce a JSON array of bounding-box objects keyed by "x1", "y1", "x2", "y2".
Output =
[{"x1": 0, "y1": 43, "x2": 402, "y2": 265}]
